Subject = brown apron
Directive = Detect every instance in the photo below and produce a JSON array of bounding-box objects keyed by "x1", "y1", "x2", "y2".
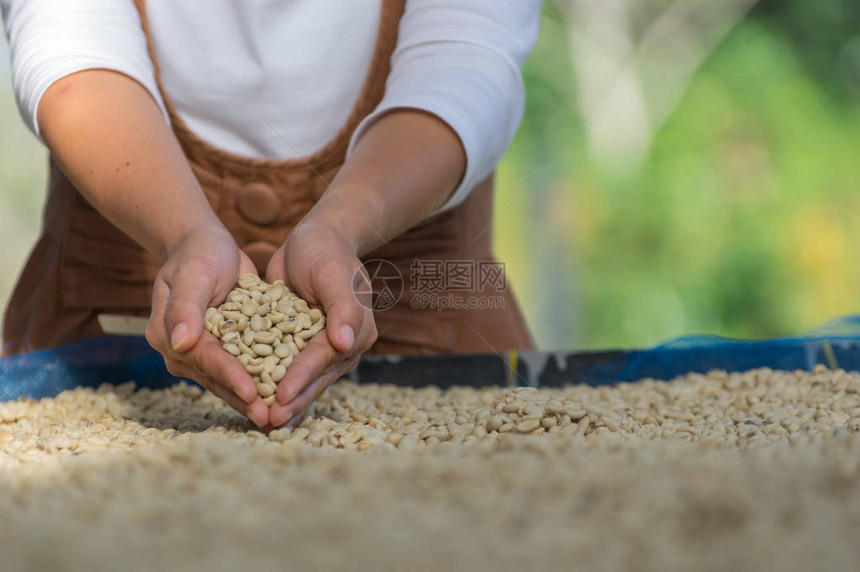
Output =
[{"x1": 2, "y1": 0, "x2": 534, "y2": 357}]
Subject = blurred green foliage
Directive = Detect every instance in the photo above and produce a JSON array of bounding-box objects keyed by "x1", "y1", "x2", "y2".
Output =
[
  {"x1": 497, "y1": 0, "x2": 860, "y2": 349},
  {"x1": 0, "y1": 41, "x2": 45, "y2": 312}
]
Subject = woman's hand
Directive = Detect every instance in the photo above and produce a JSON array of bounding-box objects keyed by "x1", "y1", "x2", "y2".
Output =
[
  {"x1": 39, "y1": 71, "x2": 272, "y2": 426},
  {"x1": 258, "y1": 109, "x2": 467, "y2": 428},
  {"x1": 145, "y1": 225, "x2": 271, "y2": 429},
  {"x1": 265, "y1": 220, "x2": 377, "y2": 428}
]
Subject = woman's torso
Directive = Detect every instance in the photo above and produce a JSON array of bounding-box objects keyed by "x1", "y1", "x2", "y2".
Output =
[
  {"x1": 147, "y1": 0, "x2": 381, "y2": 159},
  {"x1": 1, "y1": 0, "x2": 536, "y2": 356}
]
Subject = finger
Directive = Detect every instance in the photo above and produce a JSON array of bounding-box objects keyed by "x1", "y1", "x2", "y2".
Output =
[
  {"x1": 237, "y1": 251, "x2": 258, "y2": 277},
  {"x1": 356, "y1": 306, "x2": 378, "y2": 351},
  {"x1": 311, "y1": 259, "x2": 365, "y2": 353},
  {"x1": 152, "y1": 278, "x2": 259, "y2": 406},
  {"x1": 248, "y1": 402, "x2": 274, "y2": 431},
  {"x1": 285, "y1": 411, "x2": 308, "y2": 430},
  {"x1": 284, "y1": 409, "x2": 311, "y2": 431},
  {"x1": 354, "y1": 268, "x2": 379, "y2": 351},
  {"x1": 184, "y1": 331, "x2": 259, "y2": 404},
  {"x1": 165, "y1": 359, "x2": 269, "y2": 427},
  {"x1": 162, "y1": 357, "x2": 198, "y2": 380},
  {"x1": 274, "y1": 332, "x2": 340, "y2": 406},
  {"x1": 162, "y1": 263, "x2": 220, "y2": 353},
  {"x1": 145, "y1": 278, "x2": 171, "y2": 352},
  {"x1": 271, "y1": 360, "x2": 354, "y2": 428},
  {"x1": 196, "y1": 375, "x2": 268, "y2": 428},
  {"x1": 161, "y1": 362, "x2": 269, "y2": 429},
  {"x1": 264, "y1": 243, "x2": 287, "y2": 286}
]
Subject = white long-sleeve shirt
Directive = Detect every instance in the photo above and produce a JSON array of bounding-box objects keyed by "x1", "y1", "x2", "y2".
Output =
[{"x1": 0, "y1": 0, "x2": 540, "y2": 211}]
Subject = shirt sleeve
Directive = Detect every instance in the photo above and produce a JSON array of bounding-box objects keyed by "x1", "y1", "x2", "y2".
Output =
[
  {"x1": 347, "y1": 0, "x2": 542, "y2": 215},
  {"x1": 0, "y1": 0, "x2": 166, "y2": 137}
]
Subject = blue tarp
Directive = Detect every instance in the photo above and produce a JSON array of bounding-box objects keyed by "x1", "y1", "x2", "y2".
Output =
[
  {"x1": 3, "y1": 315, "x2": 860, "y2": 400},
  {"x1": 0, "y1": 336, "x2": 183, "y2": 401}
]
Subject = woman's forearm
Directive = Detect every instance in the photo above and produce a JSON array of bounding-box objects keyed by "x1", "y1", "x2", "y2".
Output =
[
  {"x1": 38, "y1": 69, "x2": 222, "y2": 259},
  {"x1": 305, "y1": 109, "x2": 467, "y2": 256}
]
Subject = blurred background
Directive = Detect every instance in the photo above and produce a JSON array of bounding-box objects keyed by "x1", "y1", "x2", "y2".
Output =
[{"x1": 1, "y1": 0, "x2": 859, "y2": 352}]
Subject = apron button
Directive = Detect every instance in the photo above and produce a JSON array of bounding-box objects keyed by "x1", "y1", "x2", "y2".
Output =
[
  {"x1": 237, "y1": 183, "x2": 281, "y2": 226},
  {"x1": 243, "y1": 241, "x2": 278, "y2": 275}
]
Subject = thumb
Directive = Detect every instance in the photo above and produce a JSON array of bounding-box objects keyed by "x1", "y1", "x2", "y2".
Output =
[
  {"x1": 164, "y1": 268, "x2": 218, "y2": 353},
  {"x1": 237, "y1": 251, "x2": 259, "y2": 278},
  {"x1": 313, "y1": 260, "x2": 365, "y2": 354},
  {"x1": 264, "y1": 243, "x2": 286, "y2": 285}
]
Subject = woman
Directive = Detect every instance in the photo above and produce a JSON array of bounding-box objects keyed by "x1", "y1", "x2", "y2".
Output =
[{"x1": 0, "y1": 0, "x2": 539, "y2": 429}]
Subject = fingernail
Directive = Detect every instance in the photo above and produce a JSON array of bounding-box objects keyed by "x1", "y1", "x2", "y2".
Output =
[
  {"x1": 277, "y1": 389, "x2": 295, "y2": 406},
  {"x1": 340, "y1": 325, "x2": 355, "y2": 351},
  {"x1": 241, "y1": 387, "x2": 257, "y2": 404},
  {"x1": 249, "y1": 406, "x2": 268, "y2": 428},
  {"x1": 171, "y1": 323, "x2": 188, "y2": 350},
  {"x1": 274, "y1": 409, "x2": 292, "y2": 427}
]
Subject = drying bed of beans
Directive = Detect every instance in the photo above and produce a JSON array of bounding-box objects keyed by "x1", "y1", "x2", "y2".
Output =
[{"x1": 1, "y1": 366, "x2": 859, "y2": 571}]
